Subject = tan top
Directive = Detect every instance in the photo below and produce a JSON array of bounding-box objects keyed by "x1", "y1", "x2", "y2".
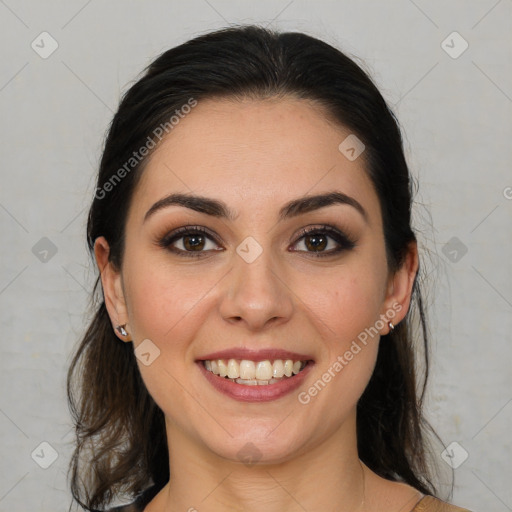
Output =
[{"x1": 410, "y1": 495, "x2": 472, "y2": 511}]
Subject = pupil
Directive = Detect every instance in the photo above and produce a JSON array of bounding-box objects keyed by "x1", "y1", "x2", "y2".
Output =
[
  {"x1": 306, "y1": 235, "x2": 326, "y2": 251},
  {"x1": 184, "y1": 235, "x2": 204, "y2": 251}
]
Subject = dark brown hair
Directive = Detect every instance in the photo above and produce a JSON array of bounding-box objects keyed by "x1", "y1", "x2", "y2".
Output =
[{"x1": 67, "y1": 24, "x2": 446, "y2": 511}]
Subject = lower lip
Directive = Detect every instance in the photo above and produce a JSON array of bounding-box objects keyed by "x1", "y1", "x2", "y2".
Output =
[{"x1": 197, "y1": 361, "x2": 314, "y2": 402}]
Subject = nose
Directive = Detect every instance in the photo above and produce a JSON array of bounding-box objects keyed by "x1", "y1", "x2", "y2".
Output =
[{"x1": 218, "y1": 247, "x2": 294, "y2": 331}]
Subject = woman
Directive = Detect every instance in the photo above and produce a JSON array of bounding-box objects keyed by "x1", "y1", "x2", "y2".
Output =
[{"x1": 67, "y1": 25, "x2": 472, "y2": 512}]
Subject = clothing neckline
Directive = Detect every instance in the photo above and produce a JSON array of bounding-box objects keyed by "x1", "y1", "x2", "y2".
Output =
[
  {"x1": 123, "y1": 487, "x2": 454, "y2": 512},
  {"x1": 135, "y1": 487, "x2": 428, "y2": 512},
  {"x1": 410, "y1": 494, "x2": 427, "y2": 511}
]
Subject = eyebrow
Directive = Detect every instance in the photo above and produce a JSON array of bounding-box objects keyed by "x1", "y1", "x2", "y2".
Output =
[{"x1": 143, "y1": 191, "x2": 368, "y2": 224}]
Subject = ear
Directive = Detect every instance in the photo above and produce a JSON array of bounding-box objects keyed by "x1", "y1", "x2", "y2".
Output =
[
  {"x1": 380, "y1": 240, "x2": 419, "y2": 334},
  {"x1": 94, "y1": 236, "x2": 131, "y2": 341}
]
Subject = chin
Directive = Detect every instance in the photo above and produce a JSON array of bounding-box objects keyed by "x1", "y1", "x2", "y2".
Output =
[{"x1": 200, "y1": 419, "x2": 313, "y2": 467}]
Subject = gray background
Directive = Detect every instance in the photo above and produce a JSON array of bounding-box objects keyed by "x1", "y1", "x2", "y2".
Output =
[{"x1": 1, "y1": 1, "x2": 511, "y2": 511}]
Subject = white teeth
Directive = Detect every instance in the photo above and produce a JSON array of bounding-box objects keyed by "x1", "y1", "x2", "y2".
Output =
[
  {"x1": 239, "y1": 360, "x2": 255, "y2": 379},
  {"x1": 235, "y1": 378, "x2": 258, "y2": 386},
  {"x1": 273, "y1": 359, "x2": 284, "y2": 378},
  {"x1": 203, "y1": 358, "x2": 308, "y2": 385},
  {"x1": 234, "y1": 377, "x2": 285, "y2": 386},
  {"x1": 218, "y1": 360, "x2": 228, "y2": 377},
  {"x1": 227, "y1": 359, "x2": 239, "y2": 379},
  {"x1": 255, "y1": 360, "x2": 273, "y2": 380}
]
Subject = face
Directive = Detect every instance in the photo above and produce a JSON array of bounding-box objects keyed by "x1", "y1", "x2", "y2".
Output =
[{"x1": 96, "y1": 97, "x2": 417, "y2": 465}]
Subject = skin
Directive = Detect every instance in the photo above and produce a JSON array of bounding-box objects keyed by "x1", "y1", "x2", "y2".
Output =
[{"x1": 95, "y1": 97, "x2": 421, "y2": 511}]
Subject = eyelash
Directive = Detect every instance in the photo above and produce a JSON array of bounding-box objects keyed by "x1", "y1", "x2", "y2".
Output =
[{"x1": 158, "y1": 224, "x2": 356, "y2": 258}]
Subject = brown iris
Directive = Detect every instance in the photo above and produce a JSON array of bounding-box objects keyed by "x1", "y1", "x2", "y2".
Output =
[
  {"x1": 183, "y1": 234, "x2": 206, "y2": 251},
  {"x1": 304, "y1": 233, "x2": 327, "y2": 252}
]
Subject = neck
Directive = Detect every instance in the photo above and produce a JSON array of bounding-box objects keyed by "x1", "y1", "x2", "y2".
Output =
[{"x1": 159, "y1": 411, "x2": 367, "y2": 512}]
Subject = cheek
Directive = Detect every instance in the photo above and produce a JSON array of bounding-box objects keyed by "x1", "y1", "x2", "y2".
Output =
[
  {"x1": 302, "y1": 265, "x2": 386, "y2": 345},
  {"x1": 123, "y1": 255, "x2": 210, "y2": 344},
  {"x1": 324, "y1": 278, "x2": 382, "y2": 371},
  {"x1": 295, "y1": 265, "x2": 385, "y2": 405},
  {"x1": 121, "y1": 256, "x2": 211, "y2": 417}
]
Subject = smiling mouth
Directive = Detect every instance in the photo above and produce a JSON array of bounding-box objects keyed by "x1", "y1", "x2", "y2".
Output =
[{"x1": 202, "y1": 358, "x2": 311, "y2": 386}]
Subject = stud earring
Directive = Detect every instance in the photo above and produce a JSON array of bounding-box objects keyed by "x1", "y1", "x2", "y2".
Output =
[
  {"x1": 388, "y1": 321, "x2": 395, "y2": 333},
  {"x1": 115, "y1": 324, "x2": 128, "y2": 338}
]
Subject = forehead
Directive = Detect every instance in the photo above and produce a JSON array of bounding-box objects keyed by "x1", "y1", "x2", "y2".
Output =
[{"x1": 129, "y1": 97, "x2": 380, "y2": 223}]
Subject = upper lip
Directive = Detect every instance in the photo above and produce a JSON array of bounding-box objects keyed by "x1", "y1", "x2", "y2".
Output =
[{"x1": 198, "y1": 348, "x2": 314, "y2": 362}]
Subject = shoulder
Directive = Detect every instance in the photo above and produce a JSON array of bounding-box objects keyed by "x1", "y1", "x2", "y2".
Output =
[{"x1": 411, "y1": 495, "x2": 473, "y2": 512}]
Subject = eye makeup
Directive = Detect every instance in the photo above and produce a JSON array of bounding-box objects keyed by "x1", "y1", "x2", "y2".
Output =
[{"x1": 156, "y1": 223, "x2": 357, "y2": 259}]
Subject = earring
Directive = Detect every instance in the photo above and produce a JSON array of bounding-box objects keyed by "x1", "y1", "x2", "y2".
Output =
[
  {"x1": 115, "y1": 324, "x2": 129, "y2": 338},
  {"x1": 388, "y1": 321, "x2": 395, "y2": 333}
]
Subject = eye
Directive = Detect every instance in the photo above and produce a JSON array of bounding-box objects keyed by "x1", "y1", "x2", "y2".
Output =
[
  {"x1": 158, "y1": 224, "x2": 356, "y2": 258},
  {"x1": 158, "y1": 226, "x2": 223, "y2": 257},
  {"x1": 291, "y1": 225, "x2": 356, "y2": 257}
]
